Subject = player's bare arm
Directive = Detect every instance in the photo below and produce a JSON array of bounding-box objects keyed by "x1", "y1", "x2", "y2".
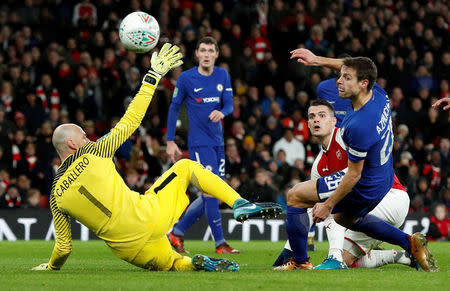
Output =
[
  {"x1": 312, "y1": 159, "x2": 364, "y2": 222},
  {"x1": 290, "y1": 48, "x2": 344, "y2": 71}
]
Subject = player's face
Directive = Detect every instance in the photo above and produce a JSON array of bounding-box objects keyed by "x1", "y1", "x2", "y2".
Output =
[
  {"x1": 196, "y1": 43, "x2": 218, "y2": 70},
  {"x1": 308, "y1": 105, "x2": 336, "y2": 138},
  {"x1": 73, "y1": 125, "x2": 90, "y2": 148},
  {"x1": 336, "y1": 65, "x2": 367, "y2": 99}
]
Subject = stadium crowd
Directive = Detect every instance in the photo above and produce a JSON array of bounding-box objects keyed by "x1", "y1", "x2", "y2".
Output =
[{"x1": 0, "y1": 0, "x2": 448, "y2": 230}]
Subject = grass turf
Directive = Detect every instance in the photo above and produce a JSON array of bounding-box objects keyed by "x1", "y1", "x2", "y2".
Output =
[{"x1": 0, "y1": 240, "x2": 448, "y2": 291}]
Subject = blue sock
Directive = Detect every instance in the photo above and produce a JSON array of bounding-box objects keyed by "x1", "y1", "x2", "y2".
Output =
[
  {"x1": 172, "y1": 196, "x2": 205, "y2": 236},
  {"x1": 286, "y1": 206, "x2": 309, "y2": 263},
  {"x1": 351, "y1": 214, "x2": 410, "y2": 251},
  {"x1": 204, "y1": 197, "x2": 226, "y2": 247}
]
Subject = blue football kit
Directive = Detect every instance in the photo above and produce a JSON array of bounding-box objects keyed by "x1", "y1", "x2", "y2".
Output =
[{"x1": 167, "y1": 66, "x2": 233, "y2": 247}]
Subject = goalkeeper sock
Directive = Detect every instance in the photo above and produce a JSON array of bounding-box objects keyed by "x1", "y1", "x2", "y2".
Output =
[
  {"x1": 286, "y1": 206, "x2": 309, "y2": 263},
  {"x1": 324, "y1": 215, "x2": 345, "y2": 261},
  {"x1": 204, "y1": 196, "x2": 226, "y2": 247},
  {"x1": 180, "y1": 160, "x2": 241, "y2": 207},
  {"x1": 172, "y1": 256, "x2": 195, "y2": 271},
  {"x1": 172, "y1": 196, "x2": 205, "y2": 236},
  {"x1": 351, "y1": 214, "x2": 410, "y2": 251}
]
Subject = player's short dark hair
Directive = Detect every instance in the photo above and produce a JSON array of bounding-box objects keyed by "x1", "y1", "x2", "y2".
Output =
[
  {"x1": 196, "y1": 36, "x2": 219, "y2": 51},
  {"x1": 343, "y1": 57, "x2": 377, "y2": 91},
  {"x1": 309, "y1": 99, "x2": 335, "y2": 116}
]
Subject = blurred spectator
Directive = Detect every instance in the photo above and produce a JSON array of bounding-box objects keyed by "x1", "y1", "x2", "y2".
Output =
[
  {"x1": 240, "y1": 168, "x2": 276, "y2": 203},
  {"x1": 0, "y1": 184, "x2": 21, "y2": 209},
  {"x1": 16, "y1": 174, "x2": 30, "y2": 201},
  {"x1": 427, "y1": 203, "x2": 449, "y2": 241},
  {"x1": 26, "y1": 188, "x2": 41, "y2": 209},
  {"x1": 272, "y1": 126, "x2": 305, "y2": 167}
]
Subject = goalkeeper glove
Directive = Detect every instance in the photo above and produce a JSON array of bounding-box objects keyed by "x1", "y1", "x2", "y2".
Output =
[
  {"x1": 143, "y1": 43, "x2": 183, "y2": 86},
  {"x1": 31, "y1": 263, "x2": 51, "y2": 271}
]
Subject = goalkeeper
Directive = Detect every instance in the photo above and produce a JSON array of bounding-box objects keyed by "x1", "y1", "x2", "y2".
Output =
[{"x1": 32, "y1": 44, "x2": 281, "y2": 272}]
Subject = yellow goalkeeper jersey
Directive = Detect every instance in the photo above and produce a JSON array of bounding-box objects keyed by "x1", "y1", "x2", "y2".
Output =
[{"x1": 48, "y1": 82, "x2": 159, "y2": 270}]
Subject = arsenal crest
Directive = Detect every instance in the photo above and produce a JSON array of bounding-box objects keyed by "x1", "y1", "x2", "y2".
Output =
[{"x1": 336, "y1": 149, "x2": 342, "y2": 160}]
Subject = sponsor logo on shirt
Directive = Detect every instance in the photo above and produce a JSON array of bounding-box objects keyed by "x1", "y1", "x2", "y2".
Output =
[{"x1": 195, "y1": 97, "x2": 220, "y2": 103}]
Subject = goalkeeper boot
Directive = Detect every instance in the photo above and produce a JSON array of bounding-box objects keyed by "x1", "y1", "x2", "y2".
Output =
[
  {"x1": 192, "y1": 254, "x2": 240, "y2": 272},
  {"x1": 168, "y1": 232, "x2": 189, "y2": 253},
  {"x1": 215, "y1": 243, "x2": 241, "y2": 254},
  {"x1": 233, "y1": 199, "x2": 283, "y2": 222},
  {"x1": 273, "y1": 258, "x2": 313, "y2": 271},
  {"x1": 408, "y1": 232, "x2": 439, "y2": 272},
  {"x1": 273, "y1": 248, "x2": 293, "y2": 267},
  {"x1": 314, "y1": 255, "x2": 348, "y2": 270}
]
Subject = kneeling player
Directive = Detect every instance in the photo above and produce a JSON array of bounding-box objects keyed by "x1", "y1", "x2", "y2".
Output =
[{"x1": 273, "y1": 100, "x2": 414, "y2": 270}]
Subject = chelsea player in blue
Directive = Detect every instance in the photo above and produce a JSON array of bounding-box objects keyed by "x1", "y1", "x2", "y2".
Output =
[
  {"x1": 277, "y1": 49, "x2": 438, "y2": 271},
  {"x1": 166, "y1": 37, "x2": 240, "y2": 254}
]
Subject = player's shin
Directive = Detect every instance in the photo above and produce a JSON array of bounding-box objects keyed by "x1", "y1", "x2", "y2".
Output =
[
  {"x1": 324, "y1": 215, "x2": 346, "y2": 261},
  {"x1": 172, "y1": 196, "x2": 205, "y2": 237},
  {"x1": 286, "y1": 206, "x2": 310, "y2": 263},
  {"x1": 349, "y1": 214, "x2": 410, "y2": 251},
  {"x1": 353, "y1": 250, "x2": 411, "y2": 268},
  {"x1": 204, "y1": 197, "x2": 226, "y2": 246}
]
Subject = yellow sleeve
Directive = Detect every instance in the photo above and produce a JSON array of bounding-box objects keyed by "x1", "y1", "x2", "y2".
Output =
[
  {"x1": 48, "y1": 193, "x2": 72, "y2": 270},
  {"x1": 93, "y1": 82, "x2": 158, "y2": 157}
]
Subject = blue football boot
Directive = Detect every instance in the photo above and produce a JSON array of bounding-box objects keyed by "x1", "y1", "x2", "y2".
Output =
[
  {"x1": 192, "y1": 254, "x2": 240, "y2": 272},
  {"x1": 233, "y1": 198, "x2": 283, "y2": 222},
  {"x1": 313, "y1": 255, "x2": 348, "y2": 270}
]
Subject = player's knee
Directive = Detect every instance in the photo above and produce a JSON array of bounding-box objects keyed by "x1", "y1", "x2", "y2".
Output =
[
  {"x1": 334, "y1": 213, "x2": 357, "y2": 228},
  {"x1": 174, "y1": 158, "x2": 191, "y2": 168},
  {"x1": 286, "y1": 188, "x2": 307, "y2": 208}
]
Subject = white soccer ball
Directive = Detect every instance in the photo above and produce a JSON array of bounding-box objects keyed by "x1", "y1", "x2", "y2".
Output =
[{"x1": 119, "y1": 12, "x2": 160, "y2": 53}]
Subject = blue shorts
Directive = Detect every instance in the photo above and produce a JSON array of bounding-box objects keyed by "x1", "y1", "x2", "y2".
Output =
[
  {"x1": 188, "y1": 146, "x2": 225, "y2": 179},
  {"x1": 317, "y1": 170, "x2": 382, "y2": 217}
]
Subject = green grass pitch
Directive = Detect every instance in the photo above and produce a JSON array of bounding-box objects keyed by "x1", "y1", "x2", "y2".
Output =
[{"x1": 0, "y1": 240, "x2": 448, "y2": 291}]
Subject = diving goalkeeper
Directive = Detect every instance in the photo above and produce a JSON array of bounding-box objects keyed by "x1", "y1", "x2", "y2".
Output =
[{"x1": 31, "y1": 43, "x2": 282, "y2": 272}]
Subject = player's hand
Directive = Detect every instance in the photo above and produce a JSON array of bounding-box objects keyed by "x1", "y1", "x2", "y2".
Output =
[
  {"x1": 312, "y1": 202, "x2": 332, "y2": 223},
  {"x1": 432, "y1": 98, "x2": 450, "y2": 111},
  {"x1": 31, "y1": 263, "x2": 50, "y2": 271},
  {"x1": 209, "y1": 110, "x2": 224, "y2": 123},
  {"x1": 166, "y1": 141, "x2": 182, "y2": 163},
  {"x1": 290, "y1": 48, "x2": 318, "y2": 66},
  {"x1": 150, "y1": 43, "x2": 183, "y2": 77}
]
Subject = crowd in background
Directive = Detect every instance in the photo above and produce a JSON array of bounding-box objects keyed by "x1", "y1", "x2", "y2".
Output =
[{"x1": 0, "y1": 0, "x2": 448, "y2": 237}]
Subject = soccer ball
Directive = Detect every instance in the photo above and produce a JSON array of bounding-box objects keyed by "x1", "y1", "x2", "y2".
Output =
[{"x1": 119, "y1": 12, "x2": 160, "y2": 53}]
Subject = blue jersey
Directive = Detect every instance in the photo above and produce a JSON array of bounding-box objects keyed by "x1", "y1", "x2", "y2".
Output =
[
  {"x1": 340, "y1": 88, "x2": 394, "y2": 202},
  {"x1": 317, "y1": 78, "x2": 384, "y2": 128},
  {"x1": 167, "y1": 67, "x2": 233, "y2": 147}
]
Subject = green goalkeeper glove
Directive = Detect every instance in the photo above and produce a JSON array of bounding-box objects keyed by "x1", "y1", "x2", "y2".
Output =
[
  {"x1": 142, "y1": 43, "x2": 183, "y2": 85},
  {"x1": 150, "y1": 43, "x2": 183, "y2": 77},
  {"x1": 31, "y1": 263, "x2": 51, "y2": 271}
]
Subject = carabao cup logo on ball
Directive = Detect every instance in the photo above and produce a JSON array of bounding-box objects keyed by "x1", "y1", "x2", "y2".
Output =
[{"x1": 119, "y1": 11, "x2": 160, "y2": 54}]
